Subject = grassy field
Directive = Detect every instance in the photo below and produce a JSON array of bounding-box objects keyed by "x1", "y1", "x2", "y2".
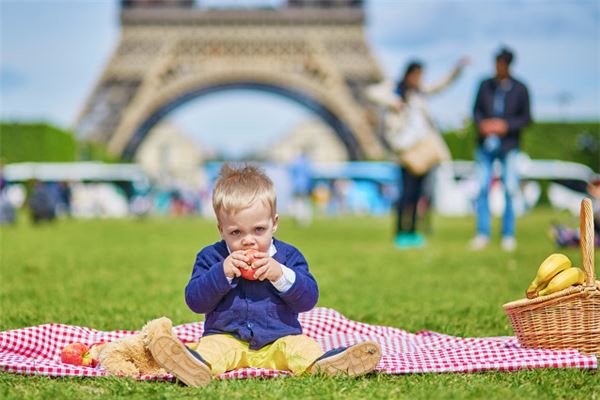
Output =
[{"x1": 0, "y1": 209, "x2": 597, "y2": 399}]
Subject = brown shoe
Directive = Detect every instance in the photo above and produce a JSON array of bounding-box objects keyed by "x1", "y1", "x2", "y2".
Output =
[
  {"x1": 145, "y1": 318, "x2": 212, "y2": 387},
  {"x1": 308, "y1": 341, "x2": 381, "y2": 377}
]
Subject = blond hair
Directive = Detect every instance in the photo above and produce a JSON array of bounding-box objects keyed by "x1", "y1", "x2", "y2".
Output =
[{"x1": 212, "y1": 164, "x2": 276, "y2": 218}]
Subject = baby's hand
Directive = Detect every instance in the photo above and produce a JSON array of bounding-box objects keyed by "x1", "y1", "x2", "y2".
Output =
[
  {"x1": 250, "y1": 253, "x2": 283, "y2": 282},
  {"x1": 223, "y1": 250, "x2": 248, "y2": 279}
]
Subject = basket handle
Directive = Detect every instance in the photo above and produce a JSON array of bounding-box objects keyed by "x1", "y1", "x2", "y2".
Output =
[{"x1": 580, "y1": 198, "x2": 596, "y2": 287}]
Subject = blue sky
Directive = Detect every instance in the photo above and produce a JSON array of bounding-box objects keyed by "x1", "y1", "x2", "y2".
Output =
[{"x1": 1, "y1": 0, "x2": 599, "y2": 157}]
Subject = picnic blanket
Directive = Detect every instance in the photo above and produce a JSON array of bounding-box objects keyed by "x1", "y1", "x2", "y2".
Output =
[{"x1": 1, "y1": 307, "x2": 596, "y2": 380}]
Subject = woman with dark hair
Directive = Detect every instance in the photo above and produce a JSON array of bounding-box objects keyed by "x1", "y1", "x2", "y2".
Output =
[
  {"x1": 368, "y1": 57, "x2": 468, "y2": 248},
  {"x1": 396, "y1": 61, "x2": 424, "y2": 101}
]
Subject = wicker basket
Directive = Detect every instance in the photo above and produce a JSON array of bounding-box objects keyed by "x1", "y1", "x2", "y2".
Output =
[{"x1": 503, "y1": 198, "x2": 600, "y2": 355}]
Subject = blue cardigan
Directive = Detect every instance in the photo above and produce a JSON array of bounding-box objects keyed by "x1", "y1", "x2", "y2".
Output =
[{"x1": 185, "y1": 237, "x2": 319, "y2": 350}]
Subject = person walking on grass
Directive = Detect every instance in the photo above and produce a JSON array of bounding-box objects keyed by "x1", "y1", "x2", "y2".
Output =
[
  {"x1": 289, "y1": 150, "x2": 313, "y2": 226},
  {"x1": 469, "y1": 47, "x2": 532, "y2": 252},
  {"x1": 143, "y1": 164, "x2": 382, "y2": 387},
  {"x1": 368, "y1": 57, "x2": 468, "y2": 249}
]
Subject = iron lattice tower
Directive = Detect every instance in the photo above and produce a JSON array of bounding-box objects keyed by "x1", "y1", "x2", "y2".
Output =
[{"x1": 75, "y1": 0, "x2": 384, "y2": 160}]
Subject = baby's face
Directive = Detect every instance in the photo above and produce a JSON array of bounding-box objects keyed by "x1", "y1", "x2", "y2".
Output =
[{"x1": 217, "y1": 200, "x2": 278, "y2": 253}]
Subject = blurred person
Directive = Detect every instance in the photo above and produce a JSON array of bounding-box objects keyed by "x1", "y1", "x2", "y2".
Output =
[
  {"x1": 311, "y1": 181, "x2": 331, "y2": 215},
  {"x1": 368, "y1": 57, "x2": 468, "y2": 249},
  {"x1": 0, "y1": 162, "x2": 16, "y2": 225},
  {"x1": 470, "y1": 47, "x2": 532, "y2": 252},
  {"x1": 0, "y1": 160, "x2": 6, "y2": 191},
  {"x1": 57, "y1": 181, "x2": 72, "y2": 217},
  {"x1": 0, "y1": 194, "x2": 15, "y2": 225},
  {"x1": 130, "y1": 187, "x2": 152, "y2": 218},
  {"x1": 27, "y1": 180, "x2": 56, "y2": 224},
  {"x1": 142, "y1": 164, "x2": 381, "y2": 387},
  {"x1": 332, "y1": 179, "x2": 352, "y2": 215},
  {"x1": 171, "y1": 190, "x2": 186, "y2": 216},
  {"x1": 551, "y1": 179, "x2": 600, "y2": 248},
  {"x1": 288, "y1": 151, "x2": 313, "y2": 226}
]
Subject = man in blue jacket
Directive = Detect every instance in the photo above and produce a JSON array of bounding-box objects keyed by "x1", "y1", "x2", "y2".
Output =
[{"x1": 470, "y1": 47, "x2": 532, "y2": 252}]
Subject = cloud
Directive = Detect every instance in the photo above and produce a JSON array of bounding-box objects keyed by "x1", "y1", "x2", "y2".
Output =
[{"x1": 366, "y1": 0, "x2": 599, "y2": 46}]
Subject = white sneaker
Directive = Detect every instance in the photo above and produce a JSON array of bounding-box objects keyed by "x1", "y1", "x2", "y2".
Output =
[
  {"x1": 501, "y1": 236, "x2": 517, "y2": 252},
  {"x1": 469, "y1": 235, "x2": 490, "y2": 250}
]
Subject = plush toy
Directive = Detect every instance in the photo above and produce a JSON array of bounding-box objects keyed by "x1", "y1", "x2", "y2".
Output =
[{"x1": 90, "y1": 317, "x2": 174, "y2": 377}]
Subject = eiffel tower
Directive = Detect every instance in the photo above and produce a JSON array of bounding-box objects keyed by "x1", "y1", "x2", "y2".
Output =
[{"x1": 75, "y1": 0, "x2": 385, "y2": 160}]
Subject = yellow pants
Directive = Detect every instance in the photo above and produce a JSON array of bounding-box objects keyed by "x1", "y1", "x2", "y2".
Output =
[{"x1": 190, "y1": 334, "x2": 324, "y2": 376}]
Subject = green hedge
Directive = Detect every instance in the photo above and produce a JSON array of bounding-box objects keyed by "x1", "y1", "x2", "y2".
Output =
[
  {"x1": 0, "y1": 123, "x2": 122, "y2": 164},
  {"x1": 78, "y1": 141, "x2": 121, "y2": 163},
  {"x1": 443, "y1": 121, "x2": 600, "y2": 172},
  {"x1": 0, "y1": 123, "x2": 76, "y2": 163}
]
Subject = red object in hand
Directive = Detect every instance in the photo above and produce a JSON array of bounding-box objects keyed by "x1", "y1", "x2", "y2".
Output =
[
  {"x1": 60, "y1": 342, "x2": 95, "y2": 367},
  {"x1": 480, "y1": 118, "x2": 508, "y2": 136},
  {"x1": 240, "y1": 249, "x2": 259, "y2": 280}
]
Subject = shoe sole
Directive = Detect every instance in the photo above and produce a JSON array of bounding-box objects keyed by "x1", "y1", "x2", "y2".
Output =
[
  {"x1": 310, "y1": 341, "x2": 382, "y2": 377},
  {"x1": 148, "y1": 334, "x2": 212, "y2": 387}
]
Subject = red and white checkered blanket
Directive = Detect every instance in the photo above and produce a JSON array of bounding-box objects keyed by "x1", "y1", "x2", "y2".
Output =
[{"x1": 1, "y1": 307, "x2": 596, "y2": 380}]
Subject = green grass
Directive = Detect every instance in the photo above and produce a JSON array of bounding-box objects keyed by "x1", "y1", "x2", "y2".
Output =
[{"x1": 1, "y1": 209, "x2": 598, "y2": 399}]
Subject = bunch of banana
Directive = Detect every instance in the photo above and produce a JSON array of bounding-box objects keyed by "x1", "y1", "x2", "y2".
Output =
[
  {"x1": 526, "y1": 253, "x2": 584, "y2": 298},
  {"x1": 538, "y1": 267, "x2": 585, "y2": 296}
]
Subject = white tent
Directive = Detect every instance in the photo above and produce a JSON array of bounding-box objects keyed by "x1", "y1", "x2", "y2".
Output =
[{"x1": 4, "y1": 162, "x2": 149, "y2": 185}]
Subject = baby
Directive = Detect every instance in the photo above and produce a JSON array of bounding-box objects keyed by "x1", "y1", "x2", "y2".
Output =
[{"x1": 145, "y1": 164, "x2": 381, "y2": 386}]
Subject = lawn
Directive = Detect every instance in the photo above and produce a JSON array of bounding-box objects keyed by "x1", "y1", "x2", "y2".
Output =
[{"x1": 0, "y1": 209, "x2": 597, "y2": 399}]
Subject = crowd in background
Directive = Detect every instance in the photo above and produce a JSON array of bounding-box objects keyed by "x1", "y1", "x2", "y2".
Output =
[{"x1": 0, "y1": 164, "x2": 393, "y2": 225}]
